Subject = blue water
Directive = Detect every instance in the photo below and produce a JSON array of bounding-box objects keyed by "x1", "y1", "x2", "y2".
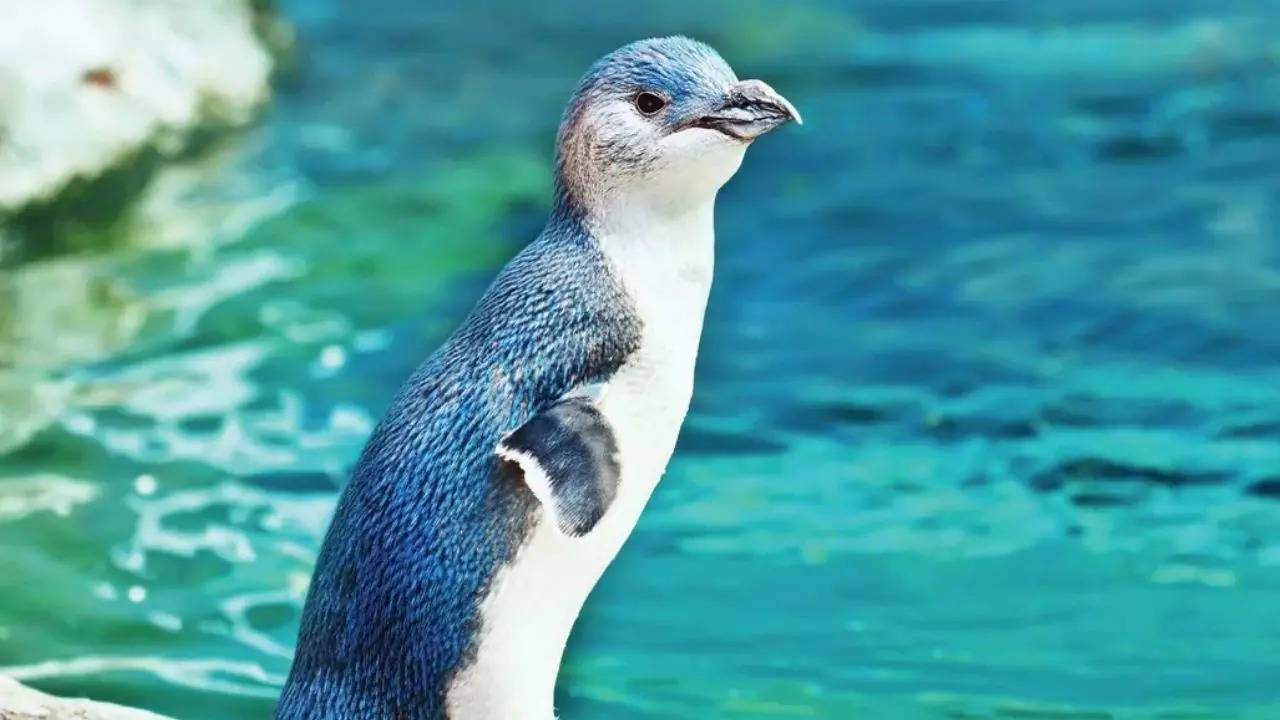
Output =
[{"x1": 2, "y1": 0, "x2": 1279, "y2": 717}]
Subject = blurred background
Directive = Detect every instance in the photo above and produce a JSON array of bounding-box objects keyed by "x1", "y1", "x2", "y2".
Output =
[{"x1": 2, "y1": 0, "x2": 1280, "y2": 718}]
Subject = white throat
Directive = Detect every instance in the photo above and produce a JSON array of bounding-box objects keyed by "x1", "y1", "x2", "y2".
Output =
[{"x1": 594, "y1": 193, "x2": 717, "y2": 317}]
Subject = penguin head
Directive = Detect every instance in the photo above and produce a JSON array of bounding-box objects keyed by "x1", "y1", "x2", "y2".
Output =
[{"x1": 555, "y1": 36, "x2": 801, "y2": 214}]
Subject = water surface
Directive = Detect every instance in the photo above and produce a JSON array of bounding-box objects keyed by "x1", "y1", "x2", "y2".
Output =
[{"x1": 2, "y1": 1, "x2": 1279, "y2": 717}]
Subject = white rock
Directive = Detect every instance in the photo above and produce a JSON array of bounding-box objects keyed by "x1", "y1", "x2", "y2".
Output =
[
  {"x1": 0, "y1": 0, "x2": 275, "y2": 212},
  {"x1": 0, "y1": 675, "x2": 174, "y2": 719}
]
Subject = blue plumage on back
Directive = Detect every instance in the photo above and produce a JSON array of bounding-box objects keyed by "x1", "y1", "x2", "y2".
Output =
[{"x1": 276, "y1": 205, "x2": 640, "y2": 719}]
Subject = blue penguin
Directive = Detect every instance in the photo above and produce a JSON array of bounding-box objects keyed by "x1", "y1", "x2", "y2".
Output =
[{"x1": 276, "y1": 36, "x2": 800, "y2": 720}]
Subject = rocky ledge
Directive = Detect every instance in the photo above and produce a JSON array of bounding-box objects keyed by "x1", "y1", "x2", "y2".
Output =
[
  {"x1": 0, "y1": 0, "x2": 285, "y2": 219},
  {"x1": 0, "y1": 675, "x2": 174, "y2": 720}
]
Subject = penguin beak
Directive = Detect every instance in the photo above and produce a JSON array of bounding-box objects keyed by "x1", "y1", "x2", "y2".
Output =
[{"x1": 688, "y1": 79, "x2": 803, "y2": 141}]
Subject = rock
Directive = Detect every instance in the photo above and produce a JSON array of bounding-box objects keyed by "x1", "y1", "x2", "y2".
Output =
[
  {"x1": 0, "y1": 675, "x2": 173, "y2": 720},
  {"x1": 0, "y1": 0, "x2": 279, "y2": 215}
]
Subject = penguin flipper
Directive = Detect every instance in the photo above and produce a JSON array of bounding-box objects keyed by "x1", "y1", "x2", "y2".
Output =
[{"x1": 496, "y1": 395, "x2": 620, "y2": 537}]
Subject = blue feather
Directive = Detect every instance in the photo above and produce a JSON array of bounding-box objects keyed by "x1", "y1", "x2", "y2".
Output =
[{"x1": 276, "y1": 202, "x2": 641, "y2": 719}]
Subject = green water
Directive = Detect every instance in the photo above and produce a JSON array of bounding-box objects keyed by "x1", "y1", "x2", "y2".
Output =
[{"x1": 3, "y1": 0, "x2": 1280, "y2": 717}]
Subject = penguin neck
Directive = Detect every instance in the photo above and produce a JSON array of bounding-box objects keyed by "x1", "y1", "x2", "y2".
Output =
[{"x1": 576, "y1": 184, "x2": 718, "y2": 325}]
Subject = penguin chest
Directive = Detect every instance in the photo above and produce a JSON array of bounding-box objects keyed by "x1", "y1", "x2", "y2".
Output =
[{"x1": 597, "y1": 331, "x2": 698, "y2": 510}]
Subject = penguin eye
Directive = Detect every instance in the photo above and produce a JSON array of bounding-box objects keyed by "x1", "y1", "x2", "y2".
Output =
[{"x1": 634, "y1": 92, "x2": 667, "y2": 116}]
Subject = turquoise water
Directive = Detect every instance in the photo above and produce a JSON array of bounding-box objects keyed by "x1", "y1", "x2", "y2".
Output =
[{"x1": 3, "y1": 0, "x2": 1280, "y2": 717}]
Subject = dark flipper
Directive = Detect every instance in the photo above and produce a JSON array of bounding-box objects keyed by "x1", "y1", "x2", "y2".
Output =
[{"x1": 497, "y1": 395, "x2": 620, "y2": 537}]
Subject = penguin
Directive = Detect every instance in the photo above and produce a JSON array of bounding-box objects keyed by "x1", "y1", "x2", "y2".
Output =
[{"x1": 276, "y1": 36, "x2": 800, "y2": 720}]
